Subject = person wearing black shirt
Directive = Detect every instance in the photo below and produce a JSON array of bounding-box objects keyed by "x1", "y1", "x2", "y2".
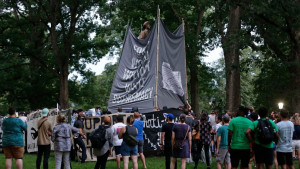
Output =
[
  {"x1": 160, "y1": 113, "x2": 177, "y2": 169},
  {"x1": 73, "y1": 112, "x2": 87, "y2": 163}
]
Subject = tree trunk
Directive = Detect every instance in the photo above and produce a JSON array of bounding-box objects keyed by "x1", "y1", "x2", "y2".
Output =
[
  {"x1": 222, "y1": 5, "x2": 241, "y2": 112},
  {"x1": 190, "y1": 66, "x2": 199, "y2": 114},
  {"x1": 59, "y1": 67, "x2": 69, "y2": 109},
  {"x1": 290, "y1": 31, "x2": 300, "y2": 112}
]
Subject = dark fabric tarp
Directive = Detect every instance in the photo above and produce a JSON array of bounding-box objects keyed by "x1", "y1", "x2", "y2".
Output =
[{"x1": 108, "y1": 19, "x2": 186, "y2": 113}]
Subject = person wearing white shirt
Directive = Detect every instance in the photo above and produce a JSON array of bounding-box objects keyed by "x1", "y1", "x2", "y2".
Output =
[{"x1": 112, "y1": 115, "x2": 126, "y2": 169}]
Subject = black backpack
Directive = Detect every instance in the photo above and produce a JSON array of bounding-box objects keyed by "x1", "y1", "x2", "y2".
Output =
[
  {"x1": 90, "y1": 125, "x2": 109, "y2": 149},
  {"x1": 257, "y1": 119, "x2": 275, "y2": 144}
]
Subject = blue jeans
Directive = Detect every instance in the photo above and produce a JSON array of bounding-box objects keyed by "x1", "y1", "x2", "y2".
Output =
[
  {"x1": 121, "y1": 142, "x2": 138, "y2": 156},
  {"x1": 74, "y1": 137, "x2": 87, "y2": 163}
]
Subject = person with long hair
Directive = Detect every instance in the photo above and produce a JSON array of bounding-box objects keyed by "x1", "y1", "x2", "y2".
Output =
[
  {"x1": 52, "y1": 114, "x2": 79, "y2": 169},
  {"x1": 171, "y1": 114, "x2": 192, "y2": 169},
  {"x1": 93, "y1": 116, "x2": 113, "y2": 169},
  {"x1": 2, "y1": 107, "x2": 27, "y2": 169},
  {"x1": 119, "y1": 116, "x2": 138, "y2": 169},
  {"x1": 194, "y1": 111, "x2": 212, "y2": 169}
]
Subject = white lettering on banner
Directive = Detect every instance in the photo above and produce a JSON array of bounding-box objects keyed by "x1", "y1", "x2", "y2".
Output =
[
  {"x1": 123, "y1": 54, "x2": 150, "y2": 81},
  {"x1": 112, "y1": 87, "x2": 153, "y2": 104}
]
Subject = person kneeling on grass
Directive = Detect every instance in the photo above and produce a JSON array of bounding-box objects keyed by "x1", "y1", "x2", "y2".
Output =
[{"x1": 2, "y1": 107, "x2": 27, "y2": 169}]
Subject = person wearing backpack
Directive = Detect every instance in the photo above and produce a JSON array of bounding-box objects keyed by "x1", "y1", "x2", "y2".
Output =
[
  {"x1": 90, "y1": 116, "x2": 113, "y2": 169},
  {"x1": 276, "y1": 109, "x2": 295, "y2": 169},
  {"x1": 119, "y1": 116, "x2": 138, "y2": 169},
  {"x1": 248, "y1": 107, "x2": 278, "y2": 169}
]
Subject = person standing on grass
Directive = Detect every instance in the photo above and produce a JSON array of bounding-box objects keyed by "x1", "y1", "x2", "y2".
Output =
[
  {"x1": 133, "y1": 108, "x2": 147, "y2": 169},
  {"x1": 291, "y1": 112, "x2": 300, "y2": 169},
  {"x1": 160, "y1": 113, "x2": 177, "y2": 169},
  {"x1": 247, "y1": 107, "x2": 278, "y2": 169},
  {"x1": 36, "y1": 108, "x2": 53, "y2": 169},
  {"x1": 119, "y1": 116, "x2": 138, "y2": 169},
  {"x1": 228, "y1": 106, "x2": 253, "y2": 169},
  {"x1": 193, "y1": 112, "x2": 212, "y2": 169},
  {"x1": 216, "y1": 115, "x2": 231, "y2": 169},
  {"x1": 93, "y1": 116, "x2": 113, "y2": 169},
  {"x1": 73, "y1": 112, "x2": 87, "y2": 163},
  {"x1": 52, "y1": 114, "x2": 79, "y2": 169},
  {"x1": 276, "y1": 109, "x2": 295, "y2": 169},
  {"x1": 170, "y1": 114, "x2": 191, "y2": 169},
  {"x1": 112, "y1": 115, "x2": 126, "y2": 169},
  {"x1": 2, "y1": 107, "x2": 27, "y2": 169}
]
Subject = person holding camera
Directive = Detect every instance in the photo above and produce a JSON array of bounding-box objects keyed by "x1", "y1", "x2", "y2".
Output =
[{"x1": 170, "y1": 114, "x2": 191, "y2": 169}]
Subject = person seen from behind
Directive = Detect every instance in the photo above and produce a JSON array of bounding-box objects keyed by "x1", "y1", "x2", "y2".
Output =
[
  {"x1": 193, "y1": 111, "x2": 212, "y2": 169},
  {"x1": 52, "y1": 114, "x2": 79, "y2": 169},
  {"x1": 276, "y1": 109, "x2": 295, "y2": 169},
  {"x1": 36, "y1": 108, "x2": 53, "y2": 169},
  {"x1": 171, "y1": 114, "x2": 192, "y2": 169},
  {"x1": 133, "y1": 108, "x2": 147, "y2": 169},
  {"x1": 228, "y1": 106, "x2": 253, "y2": 169},
  {"x1": 112, "y1": 115, "x2": 126, "y2": 169},
  {"x1": 216, "y1": 115, "x2": 231, "y2": 169},
  {"x1": 2, "y1": 107, "x2": 27, "y2": 169},
  {"x1": 160, "y1": 113, "x2": 177, "y2": 169},
  {"x1": 291, "y1": 112, "x2": 300, "y2": 168},
  {"x1": 92, "y1": 116, "x2": 113, "y2": 169},
  {"x1": 119, "y1": 116, "x2": 138, "y2": 169},
  {"x1": 247, "y1": 107, "x2": 278, "y2": 169}
]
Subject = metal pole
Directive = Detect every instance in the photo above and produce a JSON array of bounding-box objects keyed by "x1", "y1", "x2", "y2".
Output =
[{"x1": 155, "y1": 6, "x2": 160, "y2": 109}]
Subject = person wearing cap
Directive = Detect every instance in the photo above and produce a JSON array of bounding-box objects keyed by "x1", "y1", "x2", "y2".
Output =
[
  {"x1": 160, "y1": 113, "x2": 177, "y2": 169},
  {"x1": 139, "y1": 21, "x2": 151, "y2": 40},
  {"x1": 2, "y1": 107, "x2": 27, "y2": 169},
  {"x1": 216, "y1": 115, "x2": 231, "y2": 169},
  {"x1": 228, "y1": 106, "x2": 254, "y2": 169},
  {"x1": 73, "y1": 113, "x2": 87, "y2": 163},
  {"x1": 133, "y1": 108, "x2": 147, "y2": 169},
  {"x1": 92, "y1": 116, "x2": 113, "y2": 169},
  {"x1": 36, "y1": 108, "x2": 53, "y2": 169}
]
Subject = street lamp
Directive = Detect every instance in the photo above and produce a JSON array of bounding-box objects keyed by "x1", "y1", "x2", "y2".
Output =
[{"x1": 278, "y1": 102, "x2": 284, "y2": 110}]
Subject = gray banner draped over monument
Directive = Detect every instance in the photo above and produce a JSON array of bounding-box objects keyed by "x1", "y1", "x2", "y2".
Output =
[{"x1": 108, "y1": 19, "x2": 186, "y2": 113}]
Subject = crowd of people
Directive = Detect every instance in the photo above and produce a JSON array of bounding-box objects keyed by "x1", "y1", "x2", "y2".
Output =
[
  {"x1": 159, "y1": 107, "x2": 299, "y2": 169},
  {"x1": 1, "y1": 105, "x2": 300, "y2": 169}
]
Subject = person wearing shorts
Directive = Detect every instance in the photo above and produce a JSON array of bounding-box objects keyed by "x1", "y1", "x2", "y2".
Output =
[
  {"x1": 228, "y1": 106, "x2": 254, "y2": 169},
  {"x1": 119, "y1": 116, "x2": 138, "y2": 169},
  {"x1": 291, "y1": 112, "x2": 300, "y2": 168},
  {"x1": 216, "y1": 115, "x2": 231, "y2": 169},
  {"x1": 276, "y1": 109, "x2": 295, "y2": 169},
  {"x1": 248, "y1": 107, "x2": 278, "y2": 169},
  {"x1": 133, "y1": 108, "x2": 147, "y2": 169},
  {"x1": 2, "y1": 107, "x2": 27, "y2": 169},
  {"x1": 112, "y1": 115, "x2": 126, "y2": 169}
]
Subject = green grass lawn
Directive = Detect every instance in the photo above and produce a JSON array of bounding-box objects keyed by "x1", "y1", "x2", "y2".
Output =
[{"x1": 0, "y1": 153, "x2": 298, "y2": 169}]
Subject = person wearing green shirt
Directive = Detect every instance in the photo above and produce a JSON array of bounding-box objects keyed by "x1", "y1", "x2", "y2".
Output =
[
  {"x1": 2, "y1": 107, "x2": 27, "y2": 169},
  {"x1": 228, "y1": 106, "x2": 253, "y2": 169},
  {"x1": 216, "y1": 115, "x2": 231, "y2": 169},
  {"x1": 247, "y1": 107, "x2": 278, "y2": 169}
]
